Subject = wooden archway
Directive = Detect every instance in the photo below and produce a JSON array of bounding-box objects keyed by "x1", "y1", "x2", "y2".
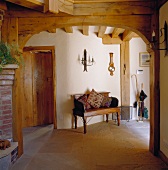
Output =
[{"x1": 1, "y1": 11, "x2": 159, "y2": 157}]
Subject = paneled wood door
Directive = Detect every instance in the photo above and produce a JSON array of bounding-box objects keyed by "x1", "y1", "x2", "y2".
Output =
[{"x1": 22, "y1": 50, "x2": 54, "y2": 127}]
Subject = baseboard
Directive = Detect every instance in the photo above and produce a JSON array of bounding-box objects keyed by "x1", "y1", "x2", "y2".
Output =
[{"x1": 159, "y1": 150, "x2": 168, "y2": 165}]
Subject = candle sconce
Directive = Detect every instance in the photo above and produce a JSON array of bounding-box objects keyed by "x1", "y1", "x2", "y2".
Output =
[
  {"x1": 108, "y1": 52, "x2": 115, "y2": 76},
  {"x1": 150, "y1": 21, "x2": 168, "y2": 53},
  {"x1": 80, "y1": 49, "x2": 95, "y2": 72}
]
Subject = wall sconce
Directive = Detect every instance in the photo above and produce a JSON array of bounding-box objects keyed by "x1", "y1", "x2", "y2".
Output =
[
  {"x1": 108, "y1": 52, "x2": 115, "y2": 76},
  {"x1": 81, "y1": 49, "x2": 95, "y2": 72},
  {"x1": 150, "y1": 21, "x2": 168, "y2": 51}
]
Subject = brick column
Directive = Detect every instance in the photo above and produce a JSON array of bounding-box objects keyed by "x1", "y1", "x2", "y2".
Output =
[{"x1": 0, "y1": 65, "x2": 18, "y2": 140}]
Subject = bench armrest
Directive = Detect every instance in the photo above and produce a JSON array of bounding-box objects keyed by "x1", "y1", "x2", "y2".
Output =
[{"x1": 74, "y1": 99, "x2": 85, "y2": 113}]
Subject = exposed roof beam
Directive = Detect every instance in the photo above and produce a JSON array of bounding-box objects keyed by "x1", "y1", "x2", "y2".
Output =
[
  {"x1": 122, "y1": 30, "x2": 135, "y2": 41},
  {"x1": 5, "y1": 0, "x2": 44, "y2": 12},
  {"x1": 73, "y1": 0, "x2": 148, "y2": 3},
  {"x1": 98, "y1": 26, "x2": 107, "y2": 38},
  {"x1": 47, "y1": 28, "x2": 56, "y2": 33},
  {"x1": 73, "y1": 1, "x2": 153, "y2": 15},
  {"x1": 58, "y1": 0, "x2": 73, "y2": 15},
  {"x1": 64, "y1": 26, "x2": 73, "y2": 33},
  {"x1": 83, "y1": 26, "x2": 89, "y2": 36},
  {"x1": 111, "y1": 28, "x2": 125, "y2": 38},
  {"x1": 102, "y1": 34, "x2": 122, "y2": 44}
]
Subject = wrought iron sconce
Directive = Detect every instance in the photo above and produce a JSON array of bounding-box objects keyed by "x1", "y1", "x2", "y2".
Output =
[
  {"x1": 108, "y1": 52, "x2": 115, "y2": 76},
  {"x1": 150, "y1": 21, "x2": 168, "y2": 52},
  {"x1": 81, "y1": 49, "x2": 95, "y2": 72}
]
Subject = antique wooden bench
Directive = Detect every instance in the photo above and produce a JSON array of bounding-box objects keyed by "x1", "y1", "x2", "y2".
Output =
[{"x1": 73, "y1": 92, "x2": 121, "y2": 134}]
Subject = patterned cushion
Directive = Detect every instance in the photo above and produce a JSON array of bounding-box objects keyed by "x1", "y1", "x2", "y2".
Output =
[
  {"x1": 101, "y1": 97, "x2": 112, "y2": 108},
  {"x1": 87, "y1": 89, "x2": 104, "y2": 108},
  {"x1": 77, "y1": 94, "x2": 91, "y2": 110}
]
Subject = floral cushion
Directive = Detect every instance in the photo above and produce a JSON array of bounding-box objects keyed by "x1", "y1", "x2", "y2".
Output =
[
  {"x1": 101, "y1": 97, "x2": 112, "y2": 108},
  {"x1": 77, "y1": 94, "x2": 91, "y2": 110},
  {"x1": 87, "y1": 89, "x2": 104, "y2": 108}
]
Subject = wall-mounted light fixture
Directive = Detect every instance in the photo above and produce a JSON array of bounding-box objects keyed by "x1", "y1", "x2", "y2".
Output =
[
  {"x1": 150, "y1": 21, "x2": 168, "y2": 52},
  {"x1": 108, "y1": 52, "x2": 115, "y2": 76},
  {"x1": 81, "y1": 49, "x2": 95, "y2": 72}
]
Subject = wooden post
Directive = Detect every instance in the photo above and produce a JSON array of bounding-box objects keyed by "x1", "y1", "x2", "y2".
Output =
[
  {"x1": 2, "y1": 18, "x2": 23, "y2": 157},
  {"x1": 120, "y1": 41, "x2": 130, "y2": 106}
]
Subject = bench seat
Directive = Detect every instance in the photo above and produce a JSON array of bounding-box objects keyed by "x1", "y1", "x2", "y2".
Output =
[{"x1": 73, "y1": 92, "x2": 120, "y2": 134}]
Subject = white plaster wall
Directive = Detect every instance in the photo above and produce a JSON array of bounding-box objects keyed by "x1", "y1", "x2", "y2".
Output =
[
  {"x1": 130, "y1": 38, "x2": 150, "y2": 120},
  {"x1": 26, "y1": 27, "x2": 121, "y2": 129},
  {"x1": 160, "y1": 1, "x2": 168, "y2": 158}
]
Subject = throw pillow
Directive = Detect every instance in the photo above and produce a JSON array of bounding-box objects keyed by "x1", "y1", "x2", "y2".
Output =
[
  {"x1": 77, "y1": 94, "x2": 91, "y2": 110},
  {"x1": 101, "y1": 97, "x2": 112, "y2": 108},
  {"x1": 87, "y1": 89, "x2": 104, "y2": 108}
]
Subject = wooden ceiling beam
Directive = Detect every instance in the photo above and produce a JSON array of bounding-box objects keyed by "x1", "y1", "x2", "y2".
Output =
[
  {"x1": 98, "y1": 26, "x2": 107, "y2": 38},
  {"x1": 83, "y1": 26, "x2": 89, "y2": 36},
  {"x1": 111, "y1": 28, "x2": 125, "y2": 38},
  {"x1": 73, "y1": 1, "x2": 153, "y2": 15},
  {"x1": 58, "y1": 0, "x2": 73, "y2": 15},
  {"x1": 64, "y1": 26, "x2": 73, "y2": 33},
  {"x1": 5, "y1": 0, "x2": 44, "y2": 12},
  {"x1": 102, "y1": 34, "x2": 122, "y2": 44},
  {"x1": 122, "y1": 30, "x2": 135, "y2": 41},
  {"x1": 74, "y1": 0, "x2": 148, "y2": 3},
  {"x1": 47, "y1": 28, "x2": 56, "y2": 33}
]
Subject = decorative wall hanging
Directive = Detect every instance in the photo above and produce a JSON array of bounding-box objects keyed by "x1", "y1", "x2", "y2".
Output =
[{"x1": 108, "y1": 52, "x2": 115, "y2": 76}]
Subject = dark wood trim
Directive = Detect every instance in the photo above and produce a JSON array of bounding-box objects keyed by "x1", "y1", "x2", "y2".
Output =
[{"x1": 159, "y1": 150, "x2": 168, "y2": 165}]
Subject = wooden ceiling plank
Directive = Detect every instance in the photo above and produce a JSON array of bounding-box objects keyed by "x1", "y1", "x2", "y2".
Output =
[
  {"x1": 5, "y1": 0, "x2": 44, "y2": 12},
  {"x1": 98, "y1": 26, "x2": 107, "y2": 38},
  {"x1": 102, "y1": 34, "x2": 122, "y2": 44},
  {"x1": 111, "y1": 28, "x2": 125, "y2": 38},
  {"x1": 73, "y1": 1, "x2": 153, "y2": 15},
  {"x1": 64, "y1": 26, "x2": 73, "y2": 33},
  {"x1": 122, "y1": 30, "x2": 135, "y2": 41},
  {"x1": 83, "y1": 26, "x2": 89, "y2": 36}
]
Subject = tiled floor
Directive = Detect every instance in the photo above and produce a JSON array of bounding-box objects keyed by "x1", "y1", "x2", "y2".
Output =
[{"x1": 10, "y1": 120, "x2": 168, "y2": 170}]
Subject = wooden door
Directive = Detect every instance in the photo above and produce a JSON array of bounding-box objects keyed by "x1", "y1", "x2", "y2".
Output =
[
  {"x1": 22, "y1": 50, "x2": 54, "y2": 127},
  {"x1": 33, "y1": 51, "x2": 53, "y2": 126}
]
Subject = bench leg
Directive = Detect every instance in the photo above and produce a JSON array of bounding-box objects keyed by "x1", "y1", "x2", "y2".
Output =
[
  {"x1": 83, "y1": 117, "x2": 87, "y2": 134},
  {"x1": 74, "y1": 115, "x2": 77, "y2": 129},
  {"x1": 117, "y1": 112, "x2": 120, "y2": 126},
  {"x1": 106, "y1": 114, "x2": 109, "y2": 122}
]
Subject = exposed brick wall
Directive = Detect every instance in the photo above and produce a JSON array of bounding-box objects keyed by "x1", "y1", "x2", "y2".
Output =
[
  {"x1": 0, "y1": 68, "x2": 16, "y2": 140},
  {"x1": 0, "y1": 86, "x2": 13, "y2": 139}
]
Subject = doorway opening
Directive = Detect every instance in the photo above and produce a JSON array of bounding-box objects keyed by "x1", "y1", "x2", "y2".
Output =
[{"x1": 22, "y1": 46, "x2": 56, "y2": 131}]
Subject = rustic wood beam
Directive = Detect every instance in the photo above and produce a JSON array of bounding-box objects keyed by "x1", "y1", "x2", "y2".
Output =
[
  {"x1": 58, "y1": 0, "x2": 73, "y2": 15},
  {"x1": 5, "y1": 0, "x2": 44, "y2": 12},
  {"x1": 102, "y1": 34, "x2": 122, "y2": 44},
  {"x1": 120, "y1": 41, "x2": 130, "y2": 106},
  {"x1": 2, "y1": 17, "x2": 23, "y2": 157},
  {"x1": 48, "y1": 0, "x2": 58, "y2": 13},
  {"x1": 17, "y1": 15, "x2": 151, "y2": 43},
  {"x1": 47, "y1": 28, "x2": 56, "y2": 33},
  {"x1": 122, "y1": 30, "x2": 135, "y2": 41},
  {"x1": 73, "y1": 1, "x2": 154, "y2": 15},
  {"x1": 74, "y1": 0, "x2": 148, "y2": 3},
  {"x1": 64, "y1": 26, "x2": 73, "y2": 33},
  {"x1": 83, "y1": 26, "x2": 89, "y2": 36},
  {"x1": 98, "y1": 26, "x2": 107, "y2": 38},
  {"x1": 111, "y1": 28, "x2": 124, "y2": 38},
  {"x1": 44, "y1": 0, "x2": 49, "y2": 13}
]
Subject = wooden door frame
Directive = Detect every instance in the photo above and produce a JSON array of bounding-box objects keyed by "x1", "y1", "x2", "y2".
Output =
[{"x1": 23, "y1": 46, "x2": 57, "y2": 129}]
